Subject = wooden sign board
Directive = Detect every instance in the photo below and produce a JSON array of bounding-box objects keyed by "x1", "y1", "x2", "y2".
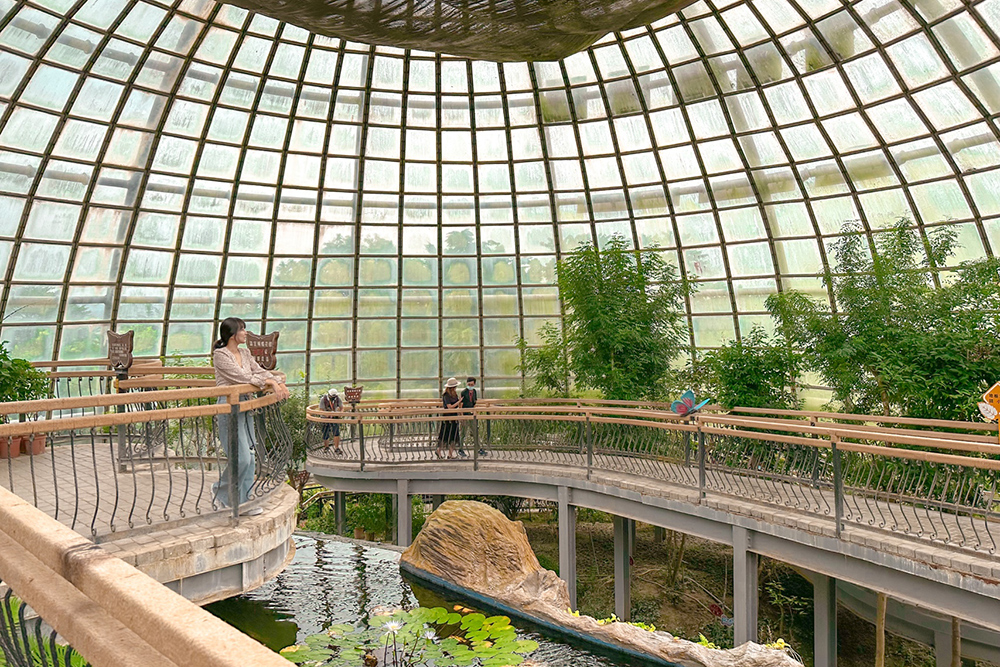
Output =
[
  {"x1": 344, "y1": 386, "x2": 364, "y2": 404},
  {"x1": 107, "y1": 330, "x2": 134, "y2": 371},
  {"x1": 983, "y1": 382, "x2": 1000, "y2": 412},
  {"x1": 246, "y1": 331, "x2": 279, "y2": 371}
]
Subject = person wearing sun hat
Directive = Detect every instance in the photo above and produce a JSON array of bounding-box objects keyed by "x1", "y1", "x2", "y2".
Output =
[
  {"x1": 319, "y1": 387, "x2": 343, "y2": 455},
  {"x1": 436, "y1": 377, "x2": 463, "y2": 459}
]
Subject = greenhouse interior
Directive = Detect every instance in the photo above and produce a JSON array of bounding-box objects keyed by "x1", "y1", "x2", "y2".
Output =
[{"x1": 1, "y1": 0, "x2": 1000, "y2": 665}]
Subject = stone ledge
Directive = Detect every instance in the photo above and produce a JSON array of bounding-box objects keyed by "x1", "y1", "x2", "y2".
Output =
[{"x1": 99, "y1": 485, "x2": 298, "y2": 604}]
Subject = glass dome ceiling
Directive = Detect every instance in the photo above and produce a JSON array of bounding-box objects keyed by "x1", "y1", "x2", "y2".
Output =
[{"x1": 1, "y1": 0, "x2": 999, "y2": 398}]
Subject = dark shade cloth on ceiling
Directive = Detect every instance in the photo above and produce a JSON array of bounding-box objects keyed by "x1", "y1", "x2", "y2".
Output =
[{"x1": 222, "y1": 0, "x2": 695, "y2": 61}]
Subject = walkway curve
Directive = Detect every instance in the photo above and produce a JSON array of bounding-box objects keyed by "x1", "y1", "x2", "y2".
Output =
[{"x1": 305, "y1": 401, "x2": 1000, "y2": 649}]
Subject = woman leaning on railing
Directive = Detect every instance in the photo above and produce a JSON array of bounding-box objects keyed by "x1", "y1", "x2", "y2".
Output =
[{"x1": 212, "y1": 317, "x2": 290, "y2": 516}]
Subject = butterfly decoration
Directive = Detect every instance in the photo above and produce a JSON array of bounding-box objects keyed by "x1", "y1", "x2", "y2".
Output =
[{"x1": 671, "y1": 389, "x2": 710, "y2": 416}]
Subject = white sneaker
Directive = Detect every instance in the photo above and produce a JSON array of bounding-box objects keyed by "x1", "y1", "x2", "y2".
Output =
[{"x1": 241, "y1": 507, "x2": 264, "y2": 516}]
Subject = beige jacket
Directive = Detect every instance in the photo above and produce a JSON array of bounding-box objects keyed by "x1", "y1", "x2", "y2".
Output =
[{"x1": 213, "y1": 347, "x2": 275, "y2": 389}]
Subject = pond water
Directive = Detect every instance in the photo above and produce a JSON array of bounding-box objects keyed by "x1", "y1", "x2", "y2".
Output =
[{"x1": 208, "y1": 534, "x2": 635, "y2": 667}]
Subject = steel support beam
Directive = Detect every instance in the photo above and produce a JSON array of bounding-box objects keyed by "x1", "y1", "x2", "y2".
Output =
[
  {"x1": 936, "y1": 629, "x2": 952, "y2": 667},
  {"x1": 334, "y1": 491, "x2": 346, "y2": 535},
  {"x1": 397, "y1": 479, "x2": 411, "y2": 548},
  {"x1": 557, "y1": 486, "x2": 577, "y2": 610},
  {"x1": 431, "y1": 494, "x2": 445, "y2": 510},
  {"x1": 814, "y1": 573, "x2": 837, "y2": 667},
  {"x1": 614, "y1": 515, "x2": 632, "y2": 621},
  {"x1": 733, "y1": 525, "x2": 758, "y2": 646}
]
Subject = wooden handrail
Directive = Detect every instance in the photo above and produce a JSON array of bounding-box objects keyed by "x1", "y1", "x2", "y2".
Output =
[
  {"x1": 0, "y1": 385, "x2": 251, "y2": 415},
  {"x1": 728, "y1": 406, "x2": 997, "y2": 432},
  {"x1": 0, "y1": 386, "x2": 284, "y2": 437}
]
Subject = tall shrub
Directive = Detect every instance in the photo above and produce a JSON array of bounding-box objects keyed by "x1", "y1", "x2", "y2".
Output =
[
  {"x1": 767, "y1": 220, "x2": 1000, "y2": 420},
  {"x1": 517, "y1": 235, "x2": 690, "y2": 400},
  {"x1": 702, "y1": 327, "x2": 801, "y2": 410}
]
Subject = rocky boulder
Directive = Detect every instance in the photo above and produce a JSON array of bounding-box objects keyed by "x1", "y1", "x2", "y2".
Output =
[{"x1": 401, "y1": 500, "x2": 801, "y2": 667}]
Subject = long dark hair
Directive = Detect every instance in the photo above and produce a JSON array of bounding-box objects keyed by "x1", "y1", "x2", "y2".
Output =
[{"x1": 213, "y1": 317, "x2": 246, "y2": 350}]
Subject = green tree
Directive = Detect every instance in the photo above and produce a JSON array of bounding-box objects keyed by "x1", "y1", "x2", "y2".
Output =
[
  {"x1": 702, "y1": 327, "x2": 802, "y2": 410},
  {"x1": 518, "y1": 235, "x2": 690, "y2": 401},
  {"x1": 515, "y1": 323, "x2": 570, "y2": 397},
  {"x1": 767, "y1": 219, "x2": 1000, "y2": 420}
]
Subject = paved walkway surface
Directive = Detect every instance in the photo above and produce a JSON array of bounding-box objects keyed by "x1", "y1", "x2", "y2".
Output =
[{"x1": 0, "y1": 437, "x2": 229, "y2": 541}]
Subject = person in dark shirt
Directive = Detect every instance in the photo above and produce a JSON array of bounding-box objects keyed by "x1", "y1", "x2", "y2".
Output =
[
  {"x1": 460, "y1": 376, "x2": 481, "y2": 457},
  {"x1": 436, "y1": 377, "x2": 462, "y2": 459}
]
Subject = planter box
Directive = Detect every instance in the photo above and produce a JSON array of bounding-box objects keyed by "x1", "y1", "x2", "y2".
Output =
[
  {"x1": 20, "y1": 433, "x2": 45, "y2": 456},
  {"x1": 0, "y1": 436, "x2": 20, "y2": 459}
]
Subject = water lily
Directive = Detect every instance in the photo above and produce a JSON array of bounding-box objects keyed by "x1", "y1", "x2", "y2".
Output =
[{"x1": 383, "y1": 620, "x2": 404, "y2": 633}]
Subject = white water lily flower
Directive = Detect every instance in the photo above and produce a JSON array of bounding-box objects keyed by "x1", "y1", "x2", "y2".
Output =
[
  {"x1": 422, "y1": 630, "x2": 437, "y2": 641},
  {"x1": 384, "y1": 620, "x2": 404, "y2": 633}
]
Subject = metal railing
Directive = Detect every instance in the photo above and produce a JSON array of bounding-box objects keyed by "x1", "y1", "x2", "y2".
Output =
[
  {"x1": 0, "y1": 383, "x2": 293, "y2": 538},
  {"x1": 0, "y1": 583, "x2": 89, "y2": 667},
  {"x1": 306, "y1": 400, "x2": 1000, "y2": 555}
]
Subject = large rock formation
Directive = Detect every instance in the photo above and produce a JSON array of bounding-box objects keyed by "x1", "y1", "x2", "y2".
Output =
[{"x1": 402, "y1": 501, "x2": 801, "y2": 667}]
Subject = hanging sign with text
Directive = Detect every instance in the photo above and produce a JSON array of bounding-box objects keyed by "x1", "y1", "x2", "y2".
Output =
[
  {"x1": 107, "y1": 330, "x2": 134, "y2": 372},
  {"x1": 246, "y1": 331, "x2": 279, "y2": 371}
]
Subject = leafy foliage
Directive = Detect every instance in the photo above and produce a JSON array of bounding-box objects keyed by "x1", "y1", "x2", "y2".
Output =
[
  {"x1": 767, "y1": 220, "x2": 1000, "y2": 420},
  {"x1": 0, "y1": 341, "x2": 49, "y2": 404},
  {"x1": 701, "y1": 327, "x2": 801, "y2": 410},
  {"x1": 279, "y1": 607, "x2": 538, "y2": 666},
  {"x1": 516, "y1": 235, "x2": 690, "y2": 400},
  {"x1": 281, "y1": 382, "x2": 311, "y2": 471},
  {"x1": 515, "y1": 324, "x2": 570, "y2": 398}
]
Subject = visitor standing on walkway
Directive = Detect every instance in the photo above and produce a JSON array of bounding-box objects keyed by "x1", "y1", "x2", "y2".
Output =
[
  {"x1": 436, "y1": 377, "x2": 462, "y2": 459},
  {"x1": 320, "y1": 388, "x2": 343, "y2": 454},
  {"x1": 459, "y1": 376, "x2": 479, "y2": 458},
  {"x1": 212, "y1": 317, "x2": 289, "y2": 515}
]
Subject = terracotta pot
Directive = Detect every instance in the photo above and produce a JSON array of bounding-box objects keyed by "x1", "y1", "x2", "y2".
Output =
[
  {"x1": 353, "y1": 527, "x2": 366, "y2": 540},
  {"x1": 21, "y1": 433, "x2": 45, "y2": 456},
  {"x1": 0, "y1": 437, "x2": 18, "y2": 459}
]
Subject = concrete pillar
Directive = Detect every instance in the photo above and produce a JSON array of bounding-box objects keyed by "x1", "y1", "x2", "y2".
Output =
[
  {"x1": 334, "y1": 491, "x2": 346, "y2": 535},
  {"x1": 732, "y1": 526, "x2": 758, "y2": 646},
  {"x1": 431, "y1": 494, "x2": 445, "y2": 510},
  {"x1": 813, "y1": 574, "x2": 837, "y2": 667},
  {"x1": 614, "y1": 516, "x2": 632, "y2": 621},
  {"x1": 935, "y1": 618, "x2": 961, "y2": 667},
  {"x1": 397, "y1": 480, "x2": 411, "y2": 548},
  {"x1": 935, "y1": 630, "x2": 951, "y2": 667},
  {"x1": 557, "y1": 487, "x2": 577, "y2": 610}
]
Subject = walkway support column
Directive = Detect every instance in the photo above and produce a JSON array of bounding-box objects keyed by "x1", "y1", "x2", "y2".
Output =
[
  {"x1": 397, "y1": 479, "x2": 411, "y2": 548},
  {"x1": 614, "y1": 516, "x2": 632, "y2": 621},
  {"x1": 557, "y1": 487, "x2": 577, "y2": 609},
  {"x1": 732, "y1": 526, "x2": 758, "y2": 646},
  {"x1": 432, "y1": 494, "x2": 445, "y2": 510},
  {"x1": 935, "y1": 618, "x2": 961, "y2": 667},
  {"x1": 334, "y1": 491, "x2": 346, "y2": 535},
  {"x1": 813, "y1": 573, "x2": 837, "y2": 667}
]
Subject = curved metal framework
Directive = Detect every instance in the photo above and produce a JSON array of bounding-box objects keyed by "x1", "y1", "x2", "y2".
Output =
[{"x1": 2, "y1": 0, "x2": 1000, "y2": 401}]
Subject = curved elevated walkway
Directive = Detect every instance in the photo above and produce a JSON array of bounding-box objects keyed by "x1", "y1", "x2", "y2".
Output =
[
  {"x1": 0, "y1": 375, "x2": 298, "y2": 605},
  {"x1": 306, "y1": 401, "x2": 1000, "y2": 664}
]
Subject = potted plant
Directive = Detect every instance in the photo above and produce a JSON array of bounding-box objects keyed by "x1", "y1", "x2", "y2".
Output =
[{"x1": 0, "y1": 341, "x2": 50, "y2": 457}]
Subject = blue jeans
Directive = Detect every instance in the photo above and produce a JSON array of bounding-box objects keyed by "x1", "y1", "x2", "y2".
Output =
[{"x1": 214, "y1": 398, "x2": 257, "y2": 508}]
